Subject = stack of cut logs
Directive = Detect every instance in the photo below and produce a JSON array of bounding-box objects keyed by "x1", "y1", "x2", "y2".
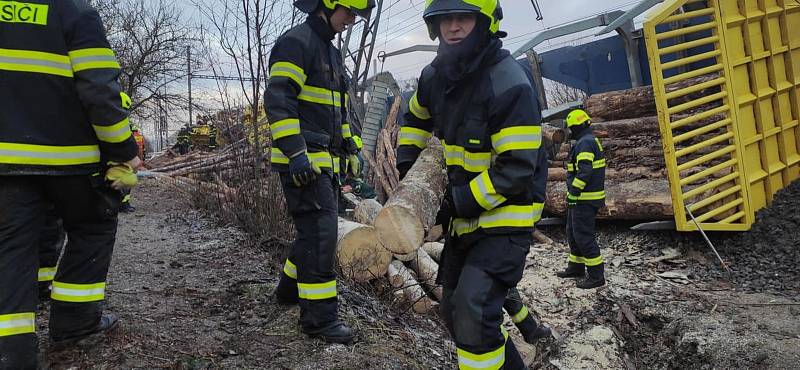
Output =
[
  {"x1": 544, "y1": 74, "x2": 724, "y2": 220},
  {"x1": 339, "y1": 141, "x2": 448, "y2": 313}
]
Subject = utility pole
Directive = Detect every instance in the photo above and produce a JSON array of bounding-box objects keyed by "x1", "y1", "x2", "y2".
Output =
[{"x1": 187, "y1": 46, "x2": 193, "y2": 127}]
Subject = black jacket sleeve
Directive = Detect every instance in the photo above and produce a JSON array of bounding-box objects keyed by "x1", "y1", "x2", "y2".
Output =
[
  {"x1": 63, "y1": 0, "x2": 137, "y2": 162},
  {"x1": 264, "y1": 33, "x2": 309, "y2": 158}
]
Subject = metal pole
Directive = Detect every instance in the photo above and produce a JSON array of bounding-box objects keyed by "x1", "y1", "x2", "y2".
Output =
[
  {"x1": 685, "y1": 205, "x2": 732, "y2": 275},
  {"x1": 187, "y1": 46, "x2": 193, "y2": 128}
]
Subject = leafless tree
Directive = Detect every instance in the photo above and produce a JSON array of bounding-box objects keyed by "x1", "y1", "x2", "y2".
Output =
[
  {"x1": 93, "y1": 0, "x2": 200, "y2": 122},
  {"x1": 193, "y1": 0, "x2": 297, "y2": 166},
  {"x1": 544, "y1": 79, "x2": 587, "y2": 107}
]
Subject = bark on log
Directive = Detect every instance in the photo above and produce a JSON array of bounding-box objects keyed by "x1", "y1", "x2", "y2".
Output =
[
  {"x1": 407, "y1": 249, "x2": 442, "y2": 300},
  {"x1": 424, "y1": 225, "x2": 444, "y2": 243},
  {"x1": 545, "y1": 178, "x2": 674, "y2": 220},
  {"x1": 374, "y1": 141, "x2": 446, "y2": 255},
  {"x1": 532, "y1": 230, "x2": 553, "y2": 246},
  {"x1": 387, "y1": 260, "x2": 436, "y2": 313},
  {"x1": 421, "y1": 242, "x2": 444, "y2": 262},
  {"x1": 353, "y1": 199, "x2": 383, "y2": 225},
  {"x1": 336, "y1": 218, "x2": 392, "y2": 282},
  {"x1": 584, "y1": 75, "x2": 720, "y2": 121}
]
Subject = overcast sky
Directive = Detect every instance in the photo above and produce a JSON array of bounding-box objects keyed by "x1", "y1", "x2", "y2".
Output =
[{"x1": 145, "y1": 0, "x2": 650, "y2": 144}]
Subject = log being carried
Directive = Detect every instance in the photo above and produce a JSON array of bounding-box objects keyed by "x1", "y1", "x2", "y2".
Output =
[{"x1": 374, "y1": 140, "x2": 446, "y2": 256}]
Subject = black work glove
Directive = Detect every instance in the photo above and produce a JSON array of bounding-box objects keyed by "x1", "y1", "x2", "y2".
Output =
[
  {"x1": 288, "y1": 152, "x2": 321, "y2": 187},
  {"x1": 343, "y1": 137, "x2": 359, "y2": 155}
]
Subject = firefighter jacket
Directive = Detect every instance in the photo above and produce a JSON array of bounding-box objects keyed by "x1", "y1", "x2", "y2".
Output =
[
  {"x1": 176, "y1": 127, "x2": 191, "y2": 145},
  {"x1": 0, "y1": 0, "x2": 137, "y2": 176},
  {"x1": 567, "y1": 127, "x2": 606, "y2": 207},
  {"x1": 265, "y1": 15, "x2": 353, "y2": 175},
  {"x1": 397, "y1": 39, "x2": 544, "y2": 238}
]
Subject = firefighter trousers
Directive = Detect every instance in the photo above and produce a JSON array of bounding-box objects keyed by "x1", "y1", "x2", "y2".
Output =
[
  {"x1": 504, "y1": 287, "x2": 540, "y2": 336},
  {"x1": 38, "y1": 206, "x2": 65, "y2": 292},
  {"x1": 440, "y1": 233, "x2": 531, "y2": 370},
  {"x1": 566, "y1": 204, "x2": 603, "y2": 268},
  {"x1": 275, "y1": 172, "x2": 340, "y2": 331},
  {"x1": 0, "y1": 175, "x2": 121, "y2": 369}
]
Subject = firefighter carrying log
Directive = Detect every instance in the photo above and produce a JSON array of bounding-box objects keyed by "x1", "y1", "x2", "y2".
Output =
[{"x1": 396, "y1": 1, "x2": 548, "y2": 367}]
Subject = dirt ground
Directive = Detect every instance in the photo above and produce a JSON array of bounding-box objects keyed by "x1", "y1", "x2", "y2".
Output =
[
  {"x1": 38, "y1": 178, "x2": 800, "y2": 369},
  {"x1": 39, "y1": 178, "x2": 452, "y2": 370}
]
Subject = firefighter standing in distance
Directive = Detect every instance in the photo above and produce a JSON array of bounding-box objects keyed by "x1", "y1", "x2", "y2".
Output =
[
  {"x1": 265, "y1": 0, "x2": 374, "y2": 344},
  {"x1": 396, "y1": 1, "x2": 544, "y2": 368},
  {"x1": 556, "y1": 109, "x2": 607, "y2": 289},
  {"x1": 0, "y1": 0, "x2": 140, "y2": 367}
]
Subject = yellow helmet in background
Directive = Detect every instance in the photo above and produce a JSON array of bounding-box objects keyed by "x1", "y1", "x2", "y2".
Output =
[{"x1": 566, "y1": 109, "x2": 591, "y2": 128}]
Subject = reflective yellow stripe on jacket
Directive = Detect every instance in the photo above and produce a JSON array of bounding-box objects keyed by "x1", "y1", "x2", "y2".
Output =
[
  {"x1": 0, "y1": 48, "x2": 72, "y2": 77},
  {"x1": 270, "y1": 148, "x2": 336, "y2": 170},
  {"x1": 298, "y1": 85, "x2": 344, "y2": 107},
  {"x1": 469, "y1": 171, "x2": 506, "y2": 210},
  {"x1": 443, "y1": 141, "x2": 491, "y2": 173},
  {"x1": 409, "y1": 92, "x2": 431, "y2": 120},
  {"x1": 270, "y1": 118, "x2": 301, "y2": 140},
  {"x1": 490, "y1": 125, "x2": 542, "y2": 154},
  {"x1": 270, "y1": 61, "x2": 307, "y2": 87},
  {"x1": 0, "y1": 142, "x2": 101, "y2": 166},
  {"x1": 68, "y1": 48, "x2": 120, "y2": 72},
  {"x1": 567, "y1": 158, "x2": 606, "y2": 172},
  {"x1": 92, "y1": 117, "x2": 131, "y2": 143},
  {"x1": 452, "y1": 203, "x2": 544, "y2": 236},
  {"x1": 399, "y1": 126, "x2": 432, "y2": 149}
]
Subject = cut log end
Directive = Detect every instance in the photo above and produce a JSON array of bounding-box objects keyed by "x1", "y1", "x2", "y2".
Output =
[
  {"x1": 375, "y1": 205, "x2": 425, "y2": 255},
  {"x1": 337, "y1": 219, "x2": 392, "y2": 282}
]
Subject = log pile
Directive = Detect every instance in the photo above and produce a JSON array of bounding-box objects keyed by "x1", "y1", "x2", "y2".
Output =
[{"x1": 541, "y1": 72, "x2": 731, "y2": 220}]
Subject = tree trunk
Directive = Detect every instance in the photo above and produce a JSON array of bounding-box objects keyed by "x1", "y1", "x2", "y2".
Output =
[
  {"x1": 336, "y1": 218, "x2": 392, "y2": 283},
  {"x1": 406, "y1": 249, "x2": 442, "y2": 300},
  {"x1": 584, "y1": 74, "x2": 720, "y2": 121},
  {"x1": 374, "y1": 141, "x2": 446, "y2": 255},
  {"x1": 545, "y1": 178, "x2": 674, "y2": 220},
  {"x1": 421, "y1": 242, "x2": 444, "y2": 262},
  {"x1": 387, "y1": 260, "x2": 436, "y2": 314},
  {"x1": 353, "y1": 199, "x2": 383, "y2": 225}
]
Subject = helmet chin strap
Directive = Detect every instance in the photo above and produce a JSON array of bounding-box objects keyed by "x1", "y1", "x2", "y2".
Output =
[{"x1": 321, "y1": 5, "x2": 337, "y2": 32}]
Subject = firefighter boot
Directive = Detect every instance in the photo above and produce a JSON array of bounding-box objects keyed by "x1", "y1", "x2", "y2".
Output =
[
  {"x1": 302, "y1": 321, "x2": 354, "y2": 344},
  {"x1": 556, "y1": 262, "x2": 585, "y2": 279},
  {"x1": 50, "y1": 313, "x2": 120, "y2": 349},
  {"x1": 516, "y1": 314, "x2": 552, "y2": 344},
  {"x1": 577, "y1": 263, "x2": 606, "y2": 289}
]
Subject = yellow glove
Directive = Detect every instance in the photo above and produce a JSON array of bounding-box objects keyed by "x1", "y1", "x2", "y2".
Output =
[
  {"x1": 105, "y1": 162, "x2": 138, "y2": 190},
  {"x1": 347, "y1": 153, "x2": 361, "y2": 177}
]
